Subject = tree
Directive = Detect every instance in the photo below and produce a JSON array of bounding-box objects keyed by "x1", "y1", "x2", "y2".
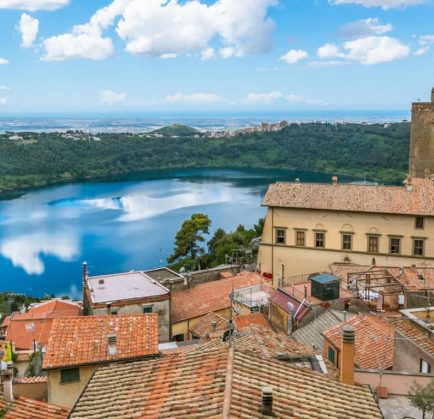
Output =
[
  {"x1": 167, "y1": 213, "x2": 211, "y2": 268},
  {"x1": 409, "y1": 379, "x2": 434, "y2": 419}
]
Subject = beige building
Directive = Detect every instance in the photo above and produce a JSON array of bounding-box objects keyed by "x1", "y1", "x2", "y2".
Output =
[
  {"x1": 258, "y1": 88, "x2": 434, "y2": 285},
  {"x1": 42, "y1": 314, "x2": 159, "y2": 408},
  {"x1": 83, "y1": 266, "x2": 171, "y2": 342}
]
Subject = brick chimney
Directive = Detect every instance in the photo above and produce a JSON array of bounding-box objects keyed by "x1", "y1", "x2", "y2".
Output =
[
  {"x1": 340, "y1": 326, "x2": 355, "y2": 385},
  {"x1": 261, "y1": 386, "x2": 273, "y2": 416}
]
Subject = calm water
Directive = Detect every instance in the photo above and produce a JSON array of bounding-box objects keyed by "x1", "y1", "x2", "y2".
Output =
[{"x1": 0, "y1": 169, "x2": 361, "y2": 298}]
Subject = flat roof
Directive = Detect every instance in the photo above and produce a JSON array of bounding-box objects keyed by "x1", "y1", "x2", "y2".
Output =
[
  {"x1": 88, "y1": 271, "x2": 169, "y2": 304},
  {"x1": 145, "y1": 267, "x2": 183, "y2": 282}
]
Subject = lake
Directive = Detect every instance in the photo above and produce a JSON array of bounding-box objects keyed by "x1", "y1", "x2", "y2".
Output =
[{"x1": 0, "y1": 168, "x2": 361, "y2": 298}]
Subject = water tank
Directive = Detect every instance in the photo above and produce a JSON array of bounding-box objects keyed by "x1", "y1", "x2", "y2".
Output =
[{"x1": 310, "y1": 274, "x2": 340, "y2": 301}]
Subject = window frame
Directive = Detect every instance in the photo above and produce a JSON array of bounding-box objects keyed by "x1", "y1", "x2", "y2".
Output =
[
  {"x1": 415, "y1": 216, "x2": 425, "y2": 230},
  {"x1": 275, "y1": 228, "x2": 286, "y2": 245},
  {"x1": 328, "y1": 346, "x2": 335, "y2": 364},
  {"x1": 367, "y1": 235, "x2": 379, "y2": 253},
  {"x1": 60, "y1": 367, "x2": 80, "y2": 384},
  {"x1": 389, "y1": 237, "x2": 401, "y2": 255},
  {"x1": 314, "y1": 231, "x2": 325, "y2": 248},
  {"x1": 341, "y1": 233, "x2": 353, "y2": 251},
  {"x1": 295, "y1": 230, "x2": 306, "y2": 247},
  {"x1": 413, "y1": 238, "x2": 425, "y2": 256},
  {"x1": 143, "y1": 306, "x2": 153, "y2": 314}
]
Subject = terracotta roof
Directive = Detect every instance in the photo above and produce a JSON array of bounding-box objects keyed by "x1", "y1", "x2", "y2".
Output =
[
  {"x1": 0, "y1": 396, "x2": 68, "y2": 419},
  {"x1": 171, "y1": 271, "x2": 264, "y2": 323},
  {"x1": 262, "y1": 177, "x2": 434, "y2": 216},
  {"x1": 1, "y1": 300, "x2": 81, "y2": 351},
  {"x1": 42, "y1": 314, "x2": 159, "y2": 370},
  {"x1": 233, "y1": 312, "x2": 272, "y2": 331},
  {"x1": 70, "y1": 331, "x2": 381, "y2": 418},
  {"x1": 189, "y1": 312, "x2": 229, "y2": 338},
  {"x1": 13, "y1": 376, "x2": 47, "y2": 384},
  {"x1": 323, "y1": 314, "x2": 395, "y2": 369},
  {"x1": 394, "y1": 318, "x2": 434, "y2": 357}
]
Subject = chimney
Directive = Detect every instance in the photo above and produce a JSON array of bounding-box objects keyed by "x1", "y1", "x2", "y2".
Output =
[
  {"x1": 1, "y1": 361, "x2": 14, "y2": 402},
  {"x1": 107, "y1": 334, "x2": 117, "y2": 355},
  {"x1": 431, "y1": 87, "x2": 434, "y2": 103},
  {"x1": 211, "y1": 321, "x2": 217, "y2": 332},
  {"x1": 340, "y1": 326, "x2": 355, "y2": 385},
  {"x1": 287, "y1": 302, "x2": 295, "y2": 335},
  {"x1": 106, "y1": 302, "x2": 112, "y2": 315},
  {"x1": 261, "y1": 386, "x2": 273, "y2": 417},
  {"x1": 82, "y1": 261, "x2": 88, "y2": 283},
  {"x1": 332, "y1": 175, "x2": 338, "y2": 186}
]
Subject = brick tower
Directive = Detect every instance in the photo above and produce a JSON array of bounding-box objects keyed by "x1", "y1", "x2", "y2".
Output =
[{"x1": 409, "y1": 87, "x2": 434, "y2": 178}]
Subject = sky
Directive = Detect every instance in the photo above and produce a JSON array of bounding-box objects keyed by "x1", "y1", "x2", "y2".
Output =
[{"x1": 0, "y1": 0, "x2": 433, "y2": 113}]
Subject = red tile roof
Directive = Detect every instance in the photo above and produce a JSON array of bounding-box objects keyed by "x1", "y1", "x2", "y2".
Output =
[
  {"x1": 1, "y1": 300, "x2": 81, "y2": 351},
  {"x1": 42, "y1": 314, "x2": 159, "y2": 370},
  {"x1": 13, "y1": 376, "x2": 48, "y2": 384},
  {"x1": 234, "y1": 312, "x2": 272, "y2": 331},
  {"x1": 0, "y1": 396, "x2": 68, "y2": 419},
  {"x1": 70, "y1": 329, "x2": 382, "y2": 418},
  {"x1": 189, "y1": 312, "x2": 229, "y2": 338},
  {"x1": 171, "y1": 271, "x2": 265, "y2": 323},
  {"x1": 263, "y1": 177, "x2": 434, "y2": 216},
  {"x1": 394, "y1": 318, "x2": 434, "y2": 357},
  {"x1": 323, "y1": 314, "x2": 395, "y2": 369}
]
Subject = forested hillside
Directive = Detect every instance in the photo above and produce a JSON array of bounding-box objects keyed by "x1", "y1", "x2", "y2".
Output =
[{"x1": 0, "y1": 122, "x2": 410, "y2": 195}]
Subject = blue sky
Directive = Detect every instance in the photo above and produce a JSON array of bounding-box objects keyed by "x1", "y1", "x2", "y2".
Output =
[{"x1": 0, "y1": 0, "x2": 433, "y2": 113}]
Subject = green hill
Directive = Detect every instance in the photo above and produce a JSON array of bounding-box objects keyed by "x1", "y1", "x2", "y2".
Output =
[{"x1": 151, "y1": 124, "x2": 201, "y2": 137}]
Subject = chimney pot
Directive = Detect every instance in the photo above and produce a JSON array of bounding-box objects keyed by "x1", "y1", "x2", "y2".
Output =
[
  {"x1": 342, "y1": 326, "x2": 355, "y2": 343},
  {"x1": 261, "y1": 386, "x2": 273, "y2": 416},
  {"x1": 2, "y1": 361, "x2": 14, "y2": 402},
  {"x1": 332, "y1": 175, "x2": 338, "y2": 186},
  {"x1": 211, "y1": 321, "x2": 217, "y2": 332}
]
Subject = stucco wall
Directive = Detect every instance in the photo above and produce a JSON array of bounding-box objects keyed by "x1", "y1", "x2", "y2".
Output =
[
  {"x1": 393, "y1": 329, "x2": 434, "y2": 373},
  {"x1": 258, "y1": 207, "x2": 434, "y2": 285},
  {"x1": 13, "y1": 381, "x2": 47, "y2": 401},
  {"x1": 47, "y1": 364, "x2": 98, "y2": 409}
]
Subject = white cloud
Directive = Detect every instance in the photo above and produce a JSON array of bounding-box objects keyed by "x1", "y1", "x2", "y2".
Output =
[
  {"x1": 338, "y1": 18, "x2": 392, "y2": 38},
  {"x1": 317, "y1": 36, "x2": 409, "y2": 65},
  {"x1": 165, "y1": 92, "x2": 224, "y2": 104},
  {"x1": 0, "y1": 97, "x2": 8, "y2": 105},
  {"x1": 242, "y1": 91, "x2": 284, "y2": 105},
  {"x1": 100, "y1": 89, "x2": 127, "y2": 105},
  {"x1": 0, "y1": 85, "x2": 9, "y2": 90},
  {"x1": 279, "y1": 49, "x2": 308, "y2": 65},
  {"x1": 329, "y1": 0, "x2": 424, "y2": 9},
  {"x1": 286, "y1": 94, "x2": 326, "y2": 105},
  {"x1": 18, "y1": 13, "x2": 39, "y2": 48},
  {"x1": 415, "y1": 34, "x2": 434, "y2": 56},
  {"x1": 201, "y1": 48, "x2": 216, "y2": 60},
  {"x1": 0, "y1": 0, "x2": 68, "y2": 10},
  {"x1": 0, "y1": 58, "x2": 9, "y2": 65},
  {"x1": 42, "y1": 0, "x2": 277, "y2": 61}
]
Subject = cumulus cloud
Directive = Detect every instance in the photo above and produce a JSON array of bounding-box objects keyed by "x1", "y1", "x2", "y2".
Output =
[
  {"x1": 317, "y1": 36, "x2": 409, "y2": 65},
  {"x1": 279, "y1": 49, "x2": 308, "y2": 65},
  {"x1": 201, "y1": 48, "x2": 216, "y2": 60},
  {"x1": 0, "y1": 58, "x2": 9, "y2": 64},
  {"x1": 242, "y1": 91, "x2": 284, "y2": 105},
  {"x1": 338, "y1": 18, "x2": 392, "y2": 39},
  {"x1": 165, "y1": 92, "x2": 224, "y2": 104},
  {"x1": 0, "y1": 0, "x2": 68, "y2": 10},
  {"x1": 329, "y1": 0, "x2": 424, "y2": 9},
  {"x1": 18, "y1": 13, "x2": 39, "y2": 47},
  {"x1": 415, "y1": 34, "x2": 434, "y2": 56},
  {"x1": 100, "y1": 89, "x2": 127, "y2": 105},
  {"x1": 42, "y1": 0, "x2": 277, "y2": 61}
]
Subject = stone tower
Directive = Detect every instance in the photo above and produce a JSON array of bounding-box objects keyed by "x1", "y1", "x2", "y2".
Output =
[{"x1": 409, "y1": 87, "x2": 434, "y2": 178}]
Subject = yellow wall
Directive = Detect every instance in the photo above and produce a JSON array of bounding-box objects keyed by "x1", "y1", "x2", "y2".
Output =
[
  {"x1": 172, "y1": 307, "x2": 230, "y2": 341},
  {"x1": 258, "y1": 207, "x2": 434, "y2": 285},
  {"x1": 47, "y1": 364, "x2": 98, "y2": 409}
]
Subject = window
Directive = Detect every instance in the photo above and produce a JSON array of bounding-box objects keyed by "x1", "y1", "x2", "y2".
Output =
[
  {"x1": 60, "y1": 368, "x2": 80, "y2": 384},
  {"x1": 389, "y1": 237, "x2": 401, "y2": 254},
  {"x1": 415, "y1": 216, "x2": 425, "y2": 229},
  {"x1": 328, "y1": 347, "x2": 335, "y2": 364},
  {"x1": 368, "y1": 236, "x2": 379, "y2": 253},
  {"x1": 420, "y1": 359, "x2": 431, "y2": 374},
  {"x1": 172, "y1": 334, "x2": 184, "y2": 342},
  {"x1": 413, "y1": 239, "x2": 425, "y2": 256},
  {"x1": 110, "y1": 309, "x2": 118, "y2": 315},
  {"x1": 275, "y1": 229, "x2": 286, "y2": 244},
  {"x1": 342, "y1": 234, "x2": 352, "y2": 250},
  {"x1": 295, "y1": 231, "x2": 305, "y2": 247},
  {"x1": 143, "y1": 306, "x2": 153, "y2": 313},
  {"x1": 315, "y1": 232, "x2": 325, "y2": 248}
]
